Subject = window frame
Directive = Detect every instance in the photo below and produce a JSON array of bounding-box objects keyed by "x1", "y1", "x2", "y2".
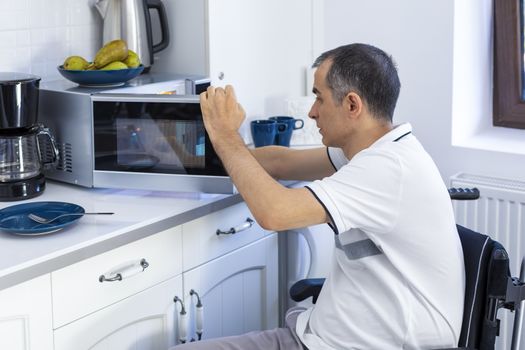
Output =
[{"x1": 493, "y1": 0, "x2": 525, "y2": 128}]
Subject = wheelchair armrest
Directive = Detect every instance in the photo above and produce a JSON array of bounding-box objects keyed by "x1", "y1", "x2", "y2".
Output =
[
  {"x1": 290, "y1": 278, "x2": 325, "y2": 303},
  {"x1": 505, "y1": 276, "x2": 525, "y2": 309}
]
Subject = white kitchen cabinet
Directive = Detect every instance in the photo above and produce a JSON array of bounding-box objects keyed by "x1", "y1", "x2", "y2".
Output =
[
  {"x1": 206, "y1": 0, "x2": 313, "y2": 116},
  {"x1": 181, "y1": 234, "x2": 279, "y2": 343},
  {"x1": 0, "y1": 200, "x2": 279, "y2": 350},
  {"x1": 54, "y1": 275, "x2": 183, "y2": 350},
  {"x1": 0, "y1": 275, "x2": 53, "y2": 350},
  {"x1": 154, "y1": 0, "x2": 314, "y2": 125}
]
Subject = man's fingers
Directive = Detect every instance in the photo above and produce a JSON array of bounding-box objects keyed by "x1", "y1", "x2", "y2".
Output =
[
  {"x1": 238, "y1": 103, "x2": 246, "y2": 117},
  {"x1": 199, "y1": 90, "x2": 207, "y2": 101},
  {"x1": 225, "y1": 85, "x2": 235, "y2": 97},
  {"x1": 206, "y1": 86, "x2": 216, "y2": 98}
]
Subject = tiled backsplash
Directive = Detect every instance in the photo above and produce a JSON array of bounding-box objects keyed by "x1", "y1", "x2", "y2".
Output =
[{"x1": 0, "y1": 0, "x2": 101, "y2": 81}]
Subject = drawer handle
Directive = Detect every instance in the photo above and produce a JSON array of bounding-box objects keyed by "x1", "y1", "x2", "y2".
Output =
[
  {"x1": 216, "y1": 217, "x2": 254, "y2": 235},
  {"x1": 173, "y1": 296, "x2": 188, "y2": 344},
  {"x1": 99, "y1": 258, "x2": 150, "y2": 283},
  {"x1": 190, "y1": 289, "x2": 204, "y2": 340}
]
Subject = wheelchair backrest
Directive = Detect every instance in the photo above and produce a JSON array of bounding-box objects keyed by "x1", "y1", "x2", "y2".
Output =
[
  {"x1": 456, "y1": 224, "x2": 511, "y2": 350},
  {"x1": 456, "y1": 224, "x2": 493, "y2": 348}
]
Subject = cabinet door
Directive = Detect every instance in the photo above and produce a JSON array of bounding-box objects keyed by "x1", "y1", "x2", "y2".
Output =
[
  {"x1": 0, "y1": 275, "x2": 53, "y2": 350},
  {"x1": 54, "y1": 275, "x2": 183, "y2": 350},
  {"x1": 206, "y1": 0, "x2": 314, "y2": 129},
  {"x1": 182, "y1": 234, "x2": 278, "y2": 342}
]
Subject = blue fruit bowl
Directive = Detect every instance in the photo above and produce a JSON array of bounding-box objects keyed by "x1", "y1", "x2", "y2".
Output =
[{"x1": 57, "y1": 65, "x2": 145, "y2": 87}]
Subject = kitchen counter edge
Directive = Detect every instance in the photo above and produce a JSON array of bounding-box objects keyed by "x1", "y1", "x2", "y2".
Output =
[{"x1": 0, "y1": 193, "x2": 244, "y2": 291}]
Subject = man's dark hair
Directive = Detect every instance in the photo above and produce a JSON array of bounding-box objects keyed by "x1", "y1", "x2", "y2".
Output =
[{"x1": 313, "y1": 43, "x2": 401, "y2": 122}]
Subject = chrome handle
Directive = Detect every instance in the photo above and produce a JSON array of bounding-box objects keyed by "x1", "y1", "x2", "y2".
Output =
[
  {"x1": 173, "y1": 296, "x2": 188, "y2": 344},
  {"x1": 99, "y1": 258, "x2": 149, "y2": 283},
  {"x1": 36, "y1": 124, "x2": 59, "y2": 166},
  {"x1": 216, "y1": 218, "x2": 254, "y2": 235},
  {"x1": 190, "y1": 289, "x2": 204, "y2": 340},
  {"x1": 98, "y1": 273, "x2": 122, "y2": 282}
]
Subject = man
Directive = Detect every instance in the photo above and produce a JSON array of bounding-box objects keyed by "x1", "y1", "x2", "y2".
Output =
[{"x1": 173, "y1": 43, "x2": 465, "y2": 349}]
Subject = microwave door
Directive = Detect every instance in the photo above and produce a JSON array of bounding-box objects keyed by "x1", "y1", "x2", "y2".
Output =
[{"x1": 91, "y1": 94, "x2": 231, "y2": 193}]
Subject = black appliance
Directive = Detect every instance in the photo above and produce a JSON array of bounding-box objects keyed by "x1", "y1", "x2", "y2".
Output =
[{"x1": 0, "y1": 72, "x2": 57, "y2": 201}]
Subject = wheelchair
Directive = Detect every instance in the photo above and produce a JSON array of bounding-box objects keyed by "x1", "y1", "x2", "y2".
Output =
[{"x1": 289, "y1": 188, "x2": 525, "y2": 350}]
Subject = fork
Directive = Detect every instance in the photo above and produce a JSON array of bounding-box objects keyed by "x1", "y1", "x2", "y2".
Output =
[{"x1": 28, "y1": 212, "x2": 114, "y2": 224}]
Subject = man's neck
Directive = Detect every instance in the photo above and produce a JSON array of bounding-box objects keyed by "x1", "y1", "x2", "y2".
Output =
[{"x1": 341, "y1": 120, "x2": 393, "y2": 160}]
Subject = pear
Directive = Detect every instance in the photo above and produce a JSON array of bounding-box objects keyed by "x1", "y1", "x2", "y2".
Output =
[
  {"x1": 94, "y1": 40, "x2": 128, "y2": 69},
  {"x1": 100, "y1": 61, "x2": 128, "y2": 70},
  {"x1": 63, "y1": 56, "x2": 89, "y2": 70},
  {"x1": 123, "y1": 50, "x2": 141, "y2": 68}
]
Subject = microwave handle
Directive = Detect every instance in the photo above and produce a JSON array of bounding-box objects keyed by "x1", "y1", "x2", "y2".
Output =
[{"x1": 185, "y1": 78, "x2": 211, "y2": 95}]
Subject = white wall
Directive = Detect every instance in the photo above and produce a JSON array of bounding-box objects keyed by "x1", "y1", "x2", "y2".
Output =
[
  {"x1": 0, "y1": 0, "x2": 101, "y2": 82},
  {"x1": 323, "y1": 0, "x2": 525, "y2": 183}
]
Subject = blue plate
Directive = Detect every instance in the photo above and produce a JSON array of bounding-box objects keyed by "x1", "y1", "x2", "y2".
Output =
[
  {"x1": 57, "y1": 65, "x2": 144, "y2": 87},
  {"x1": 0, "y1": 201, "x2": 85, "y2": 235}
]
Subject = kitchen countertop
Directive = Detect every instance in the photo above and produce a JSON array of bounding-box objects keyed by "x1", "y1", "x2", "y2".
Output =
[{"x1": 0, "y1": 181, "x2": 243, "y2": 291}]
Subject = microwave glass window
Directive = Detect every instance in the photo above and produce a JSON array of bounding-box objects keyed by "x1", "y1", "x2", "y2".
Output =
[
  {"x1": 93, "y1": 101, "x2": 225, "y2": 175},
  {"x1": 116, "y1": 119, "x2": 205, "y2": 171}
]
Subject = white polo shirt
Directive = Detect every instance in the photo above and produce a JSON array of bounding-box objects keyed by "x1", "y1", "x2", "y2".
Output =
[{"x1": 296, "y1": 123, "x2": 465, "y2": 349}]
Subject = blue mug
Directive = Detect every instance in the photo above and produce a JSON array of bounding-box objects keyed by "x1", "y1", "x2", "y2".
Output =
[
  {"x1": 269, "y1": 116, "x2": 305, "y2": 147},
  {"x1": 251, "y1": 120, "x2": 287, "y2": 147}
]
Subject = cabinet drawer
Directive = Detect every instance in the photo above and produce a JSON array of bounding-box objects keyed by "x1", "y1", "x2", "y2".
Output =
[
  {"x1": 183, "y1": 202, "x2": 271, "y2": 270},
  {"x1": 52, "y1": 226, "x2": 182, "y2": 328}
]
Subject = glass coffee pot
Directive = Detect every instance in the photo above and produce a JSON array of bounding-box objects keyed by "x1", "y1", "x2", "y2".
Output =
[{"x1": 0, "y1": 125, "x2": 57, "y2": 183}]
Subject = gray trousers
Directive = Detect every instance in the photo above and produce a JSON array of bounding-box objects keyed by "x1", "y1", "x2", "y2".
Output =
[{"x1": 170, "y1": 307, "x2": 306, "y2": 350}]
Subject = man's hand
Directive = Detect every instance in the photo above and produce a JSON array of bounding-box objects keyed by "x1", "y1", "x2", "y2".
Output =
[{"x1": 199, "y1": 85, "x2": 246, "y2": 141}]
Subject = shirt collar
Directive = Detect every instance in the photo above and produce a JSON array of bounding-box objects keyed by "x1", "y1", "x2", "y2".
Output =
[{"x1": 370, "y1": 123, "x2": 412, "y2": 147}]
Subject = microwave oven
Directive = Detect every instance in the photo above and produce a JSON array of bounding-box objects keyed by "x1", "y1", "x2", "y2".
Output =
[{"x1": 38, "y1": 74, "x2": 234, "y2": 194}]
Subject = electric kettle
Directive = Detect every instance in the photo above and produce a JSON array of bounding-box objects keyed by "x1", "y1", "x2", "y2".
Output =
[{"x1": 94, "y1": 0, "x2": 170, "y2": 72}]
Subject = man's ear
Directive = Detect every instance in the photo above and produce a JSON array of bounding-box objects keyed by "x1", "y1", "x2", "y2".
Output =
[{"x1": 344, "y1": 92, "x2": 363, "y2": 119}]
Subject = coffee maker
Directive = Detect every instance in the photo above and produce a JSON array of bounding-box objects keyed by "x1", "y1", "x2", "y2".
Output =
[{"x1": 0, "y1": 72, "x2": 58, "y2": 201}]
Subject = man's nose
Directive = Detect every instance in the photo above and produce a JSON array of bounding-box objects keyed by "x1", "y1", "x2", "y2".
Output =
[{"x1": 308, "y1": 104, "x2": 316, "y2": 119}]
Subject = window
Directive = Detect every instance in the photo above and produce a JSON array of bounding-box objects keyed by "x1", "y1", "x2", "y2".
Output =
[{"x1": 493, "y1": 0, "x2": 525, "y2": 128}]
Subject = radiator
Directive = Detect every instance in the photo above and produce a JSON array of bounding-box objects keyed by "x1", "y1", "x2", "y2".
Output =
[{"x1": 450, "y1": 172, "x2": 525, "y2": 350}]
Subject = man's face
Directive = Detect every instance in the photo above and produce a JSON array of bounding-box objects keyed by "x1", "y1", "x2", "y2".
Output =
[{"x1": 308, "y1": 60, "x2": 347, "y2": 147}]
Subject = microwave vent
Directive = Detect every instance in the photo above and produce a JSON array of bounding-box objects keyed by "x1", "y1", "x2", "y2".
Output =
[
  {"x1": 40, "y1": 137, "x2": 72, "y2": 173},
  {"x1": 53, "y1": 141, "x2": 73, "y2": 173}
]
